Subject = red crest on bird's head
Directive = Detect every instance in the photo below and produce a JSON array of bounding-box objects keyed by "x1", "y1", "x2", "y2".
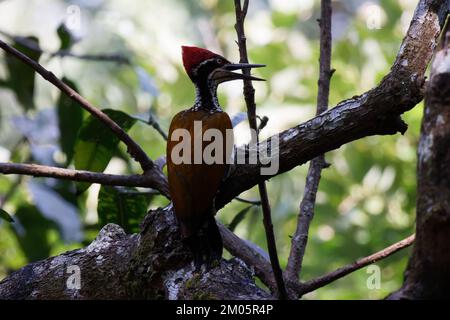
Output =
[{"x1": 182, "y1": 46, "x2": 223, "y2": 78}]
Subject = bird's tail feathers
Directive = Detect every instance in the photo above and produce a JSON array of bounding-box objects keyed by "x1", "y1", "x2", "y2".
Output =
[{"x1": 183, "y1": 215, "x2": 223, "y2": 270}]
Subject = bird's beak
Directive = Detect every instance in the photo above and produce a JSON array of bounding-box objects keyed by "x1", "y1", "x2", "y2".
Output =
[{"x1": 211, "y1": 63, "x2": 265, "y2": 83}]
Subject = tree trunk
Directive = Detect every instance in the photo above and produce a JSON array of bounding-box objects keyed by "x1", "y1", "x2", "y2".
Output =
[{"x1": 389, "y1": 26, "x2": 450, "y2": 299}]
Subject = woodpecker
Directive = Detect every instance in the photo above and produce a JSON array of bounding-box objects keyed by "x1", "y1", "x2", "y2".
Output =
[{"x1": 167, "y1": 46, "x2": 263, "y2": 268}]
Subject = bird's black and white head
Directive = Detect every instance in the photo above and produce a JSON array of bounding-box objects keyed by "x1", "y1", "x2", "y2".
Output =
[{"x1": 182, "y1": 46, "x2": 264, "y2": 111}]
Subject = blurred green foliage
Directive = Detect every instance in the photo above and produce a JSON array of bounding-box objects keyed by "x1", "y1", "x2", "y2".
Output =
[
  {"x1": 0, "y1": 0, "x2": 421, "y2": 299},
  {"x1": 74, "y1": 108, "x2": 136, "y2": 193},
  {"x1": 98, "y1": 186, "x2": 153, "y2": 233}
]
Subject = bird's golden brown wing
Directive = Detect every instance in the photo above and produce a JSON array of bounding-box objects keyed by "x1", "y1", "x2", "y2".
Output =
[{"x1": 167, "y1": 109, "x2": 233, "y2": 238}]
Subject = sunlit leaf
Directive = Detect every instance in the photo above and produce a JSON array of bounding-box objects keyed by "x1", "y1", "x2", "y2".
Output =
[
  {"x1": 0, "y1": 208, "x2": 14, "y2": 223},
  {"x1": 97, "y1": 186, "x2": 152, "y2": 233},
  {"x1": 5, "y1": 36, "x2": 42, "y2": 111},
  {"x1": 57, "y1": 77, "x2": 84, "y2": 164},
  {"x1": 74, "y1": 109, "x2": 136, "y2": 193}
]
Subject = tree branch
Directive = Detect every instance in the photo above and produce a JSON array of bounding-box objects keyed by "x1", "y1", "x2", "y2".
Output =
[
  {"x1": 297, "y1": 234, "x2": 415, "y2": 295},
  {"x1": 0, "y1": 39, "x2": 170, "y2": 197},
  {"x1": 216, "y1": 0, "x2": 449, "y2": 210},
  {"x1": 0, "y1": 204, "x2": 414, "y2": 299},
  {"x1": 234, "y1": 0, "x2": 287, "y2": 299},
  {"x1": 0, "y1": 207, "x2": 269, "y2": 299},
  {"x1": 0, "y1": 162, "x2": 164, "y2": 189},
  {"x1": 286, "y1": 0, "x2": 333, "y2": 283}
]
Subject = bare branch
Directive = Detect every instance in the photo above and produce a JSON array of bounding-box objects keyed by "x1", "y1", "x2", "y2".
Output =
[
  {"x1": 0, "y1": 162, "x2": 164, "y2": 189},
  {"x1": 234, "y1": 0, "x2": 288, "y2": 299},
  {"x1": 0, "y1": 39, "x2": 170, "y2": 197},
  {"x1": 0, "y1": 39, "x2": 149, "y2": 169},
  {"x1": 242, "y1": 0, "x2": 249, "y2": 18},
  {"x1": 216, "y1": 0, "x2": 449, "y2": 210},
  {"x1": 286, "y1": 0, "x2": 333, "y2": 282},
  {"x1": 0, "y1": 30, "x2": 130, "y2": 64},
  {"x1": 0, "y1": 208, "x2": 269, "y2": 299},
  {"x1": 297, "y1": 234, "x2": 415, "y2": 295}
]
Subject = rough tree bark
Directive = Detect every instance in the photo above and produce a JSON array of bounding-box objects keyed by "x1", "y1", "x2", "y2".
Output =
[
  {"x1": 389, "y1": 22, "x2": 450, "y2": 300},
  {"x1": 0, "y1": 0, "x2": 449, "y2": 299},
  {"x1": 0, "y1": 207, "x2": 268, "y2": 299}
]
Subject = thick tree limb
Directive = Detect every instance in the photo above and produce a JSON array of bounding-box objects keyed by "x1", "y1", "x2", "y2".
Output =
[
  {"x1": 220, "y1": 0, "x2": 448, "y2": 296},
  {"x1": 389, "y1": 19, "x2": 450, "y2": 299},
  {"x1": 286, "y1": 0, "x2": 333, "y2": 282},
  {"x1": 0, "y1": 39, "x2": 170, "y2": 198},
  {"x1": 0, "y1": 207, "x2": 268, "y2": 299},
  {"x1": 0, "y1": 162, "x2": 163, "y2": 189},
  {"x1": 0, "y1": 204, "x2": 414, "y2": 299},
  {"x1": 234, "y1": 0, "x2": 287, "y2": 299}
]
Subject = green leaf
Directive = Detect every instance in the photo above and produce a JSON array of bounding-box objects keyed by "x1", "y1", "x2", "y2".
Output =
[
  {"x1": 97, "y1": 186, "x2": 152, "y2": 233},
  {"x1": 11, "y1": 205, "x2": 57, "y2": 262},
  {"x1": 228, "y1": 205, "x2": 254, "y2": 232},
  {"x1": 0, "y1": 208, "x2": 14, "y2": 223},
  {"x1": 5, "y1": 36, "x2": 42, "y2": 111},
  {"x1": 74, "y1": 109, "x2": 136, "y2": 193},
  {"x1": 57, "y1": 77, "x2": 84, "y2": 164},
  {"x1": 57, "y1": 23, "x2": 73, "y2": 51}
]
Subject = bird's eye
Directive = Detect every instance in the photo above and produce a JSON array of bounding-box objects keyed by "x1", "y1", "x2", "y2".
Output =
[{"x1": 216, "y1": 58, "x2": 223, "y2": 64}]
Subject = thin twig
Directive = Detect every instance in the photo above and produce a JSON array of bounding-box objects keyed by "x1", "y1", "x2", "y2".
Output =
[
  {"x1": 0, "y1": 162, "x2": 161, "y2": 189},
  {"x1": 298, "y1": 234, "x2": 415, "y2": 295},
  {"x1": 286, "y1": 0, "x2": 333, "y2": 282},
  {"x1": 221, "y1": 217, "x2": 414, "y2": 298},
  {"x1": 0, "y1": 39, "x2": 151, "y2": 171},
  {"x1": 0, "y1": 30, "x2": 130, "y2": 64},
  {"x1": 0, "y1": 39, "x2": 170, "y2": 197},
  {"x1": 234, "y1": 0, "x2": 288, "y2": 300}
]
